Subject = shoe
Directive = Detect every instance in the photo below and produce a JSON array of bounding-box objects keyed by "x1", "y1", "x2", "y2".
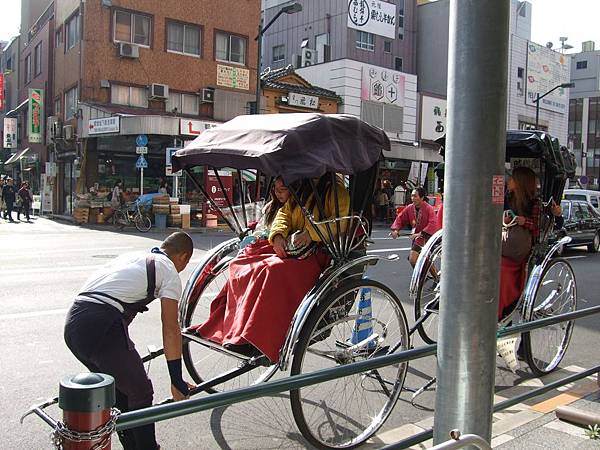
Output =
[{"x1": 223, "y1": 343, "x2": 262, "y2": 358}]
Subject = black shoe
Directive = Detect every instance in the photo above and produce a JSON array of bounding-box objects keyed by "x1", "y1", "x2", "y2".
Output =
[{"x1": 223, "y1": 343, "x2": 262, "y2": 358}]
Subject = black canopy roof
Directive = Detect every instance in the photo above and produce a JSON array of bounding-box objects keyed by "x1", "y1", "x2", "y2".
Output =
[{"x1": 172, "y1": 113, "x2": 390, "y2": 183}]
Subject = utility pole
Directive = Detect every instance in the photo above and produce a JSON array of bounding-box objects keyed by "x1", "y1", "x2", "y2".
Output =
[{"x1": 434, "y1": 0, "x2": 509, "y2": 445}]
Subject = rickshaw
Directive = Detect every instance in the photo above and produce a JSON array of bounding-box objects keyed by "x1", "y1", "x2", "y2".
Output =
[
  {"x1": 410, "y1": 130, "x2": 578, "y2": 376},
  {"x1": 172, "y1": 113, "x2": 411, "y2": 449}
]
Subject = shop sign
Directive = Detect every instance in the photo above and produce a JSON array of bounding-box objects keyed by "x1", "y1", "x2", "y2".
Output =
[
  {"x1": 41, "y1": 174, "x2": 54, "y2": 213},
  {"x1": 3, "y1": 117, "x2": 17, "y2": 148},
  {"x1": 525, "y1": 41, "x2": 570, "y2": 114},
  {"x1": 28, "y1": 88, "x2": 44, "y2": 143},
  {"x1": 0, "y1": 74, "x2": 4, "y2": 110},
  {"x1": 217, "y1": 64, "x2": 250, "y2": 90},
  {"x1": 420, "y1": 95, "x2": 447, "y2": 141},
  {"x1": 347, "y1": 0, "x2": 396, "y2": 39},
  {"x1": 89, "y1": 116, "x2": 120, "y2": 135},
  {"x1": 205, "y1": 169, "x2": 233, "y2": 213},
  {"x1": 361, "y1": 65, "x2": 405, "y2": 106},
  {"x1": 288, "y1": 92, "x2": 319, "y2": 109},
  {"x1": 165, "y1": 147, "x2": 183, "y2": 176},
  {"x1": 180, "y1": 119, "x2": 219, "y2": 136}
]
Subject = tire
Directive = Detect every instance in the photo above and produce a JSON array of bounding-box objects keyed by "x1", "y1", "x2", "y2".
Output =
[
  {"x1": 588, "y1": 231, "x2": 600, "y2": 253},
  {"x1": 413, "y1": 244, "x2": 442, "y2": 345},
  {"x1": 182, "y1": 260, "x2": 276, "y2": 393},
  {"x1": 522, "y1": 258, "x2": 577, "y2": 376},
  {"x1": 290, "y1": 279, "x2": 409, "y2": 449},
  {"x1": 112, "y1": 210, "x2": 127, "y2": 229},
  {"x1": 134, "y1": 213, "x2": 152, "y2": 232}
]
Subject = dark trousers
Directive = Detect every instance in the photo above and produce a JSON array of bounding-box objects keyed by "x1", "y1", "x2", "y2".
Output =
[
  {"x1": 4, "y1": 201, "x2": 14, "y2": 221},
  {"x1": 64, "y1": 301, "x2": 158, "y2": 450},
  {"x1": 18, "y1": 202, "x2": 30, "y2": 221}
]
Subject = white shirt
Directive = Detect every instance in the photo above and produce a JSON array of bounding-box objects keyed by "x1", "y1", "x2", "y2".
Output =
[{"x1": 77, "y1": 252, "x2": 182, "y2": 312}]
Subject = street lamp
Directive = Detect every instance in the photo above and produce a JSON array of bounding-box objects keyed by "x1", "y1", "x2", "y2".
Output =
[
  {"x1": 534, "y1": 82, "x2": 575, "y2": 129},
  {"x1": 254, "y1": 2, "x2": 303, "y2": 114}
]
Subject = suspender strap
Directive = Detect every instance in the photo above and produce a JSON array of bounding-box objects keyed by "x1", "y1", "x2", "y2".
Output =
[{"x1": 144, "y1": 255, "x2": 157, "y2": 306}]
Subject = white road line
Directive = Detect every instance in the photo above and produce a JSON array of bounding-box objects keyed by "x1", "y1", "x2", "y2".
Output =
[
  {"x1": 367, "y1": 247, "x2": 411, "y2": 253},
  {"x1": 0, "y1": 308, "x2": 69, "y2": 320},
  {"x1": 3, "y1": 264, "x2": 106, "y2": 275},
  {"x1": 0, "y1": 246, "x2": 135, "y2": 259}
]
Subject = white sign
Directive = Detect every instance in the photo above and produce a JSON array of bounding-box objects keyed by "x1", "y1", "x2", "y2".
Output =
[
  {"x1": 288, "y1": 92, "x2": 319, "y2": 109},
  {"x1": 166, "y1": 147, "x2": 183, "y2": 176},
  {"x1": 361, "y1": 65, "x2": 405, "y2": 106},
  {"x1": 217, "y1": 64, "x2": 250, "y2": 90},
  {"x1": 3, "y1": 117, "x2": 17, "y2": 148},
  {"x1": 347, "y1": 0, "x2": 397, "y2": 39},
  {"x1": 526, "y1": 41, "x2": 570, "y2": 114},
  {"x1": 420, "y1": 95, "x2": 447, "y2": 141},
  {"x1": 41, "y1": 174, "x2": 54, "y2": 213},
  {"x1": 88, "y1": 116, "x2": 120, "y2": 135},
  {"x1": 180, "y1": 119, "x2": 219, "y2": 136},
  {"x1": 136, "y1": 146, "x2": 148, "y2": 154},
  {"x1": 135, "y1": 155, "x2": 148, "y2": 169},
  {"x1": 45, "y1": 161, "x2": 57, "y2": 177}
]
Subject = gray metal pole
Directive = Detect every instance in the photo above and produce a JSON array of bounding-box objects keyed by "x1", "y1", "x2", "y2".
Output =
[
  {"x1": 535, "y1": 93, "x2": 540, "y2": 129},
  {"x1": 434, "y1": 0, "x2": 509, "y2": 445},
  {"x1": 254, "y1": 23, "x2": 262, "y2": 114}
]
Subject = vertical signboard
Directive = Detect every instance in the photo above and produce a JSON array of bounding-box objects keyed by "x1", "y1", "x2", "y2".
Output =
[
  {"x1": 420, "y1": 95, "x2": 448, "y2": 141},
  {"x1": 28, "y1": 88, "x2": 44, "y2": 143},
  {"x1": 205, "y1": 169, "x2": 233, "y2": 213},
  {"x1": 525, "y1": 41, "x2": 570, "y2": 114},
  {"x1": 3, "y1": 117, "x2": 17, "y2": 148},
  {"x1": 347, "y1": 0, "x2": 397, "y2": 39},
  {"x1": 0, "y1": 73, "x2": 4, "y2": 111}
]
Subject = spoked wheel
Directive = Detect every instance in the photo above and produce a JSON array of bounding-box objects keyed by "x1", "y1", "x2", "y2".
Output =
[
  {"x1": 182, "y1": 262, "x2": 276, "y2": 393},
  {"x1": 134, "y1": 213, "x2": 152, "y2": 232},
  {"x1": 522, "y1": 258, "x2": 577, "y2": 376},
  {"x1": 290, "y1": 279, "x2": 409, "y2": 449},
  {"x1": 112, "y1": 210, "x2": 127, "y2": 229},
  {"x1": 413, "y1": 244, "x2": 442, "y2": 344}
]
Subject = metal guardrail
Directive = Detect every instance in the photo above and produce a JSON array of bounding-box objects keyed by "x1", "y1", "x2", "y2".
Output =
[{"x1": 116, "y1": 304, "x2": 600, "y2": 433}]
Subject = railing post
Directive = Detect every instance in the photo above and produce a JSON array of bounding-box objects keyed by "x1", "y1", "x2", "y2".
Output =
[{"x1": 58, "y1": 373, "x2": 115, "y2": 449}]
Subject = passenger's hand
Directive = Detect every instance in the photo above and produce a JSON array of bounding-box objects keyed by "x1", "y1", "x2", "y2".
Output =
[
  {"x1": 551, "y1": 201, "x2": 562, "y2": 217},
  {"x1": 294, "y1": 231, "x2": 312, "y2": 247},
  {"x1": 409, "y1": 232, "x2": 421, "y2": 241},
  {"x1": 389, "y1": 230, "x2": 399, "y2": 239},
  {"x1": 516, "y1": 216, "x2": 526, "y2": 226},
  {"x1": 171, "y1": 382, "x2": 194, "y2": 401},
  {"x1": 272, "y1": 235, "x2": 287, "y2": 258}
]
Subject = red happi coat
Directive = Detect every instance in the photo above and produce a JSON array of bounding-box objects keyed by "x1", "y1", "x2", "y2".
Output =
[{"x1": 391, "y1": 202, "x2": 439, "y2": 248}]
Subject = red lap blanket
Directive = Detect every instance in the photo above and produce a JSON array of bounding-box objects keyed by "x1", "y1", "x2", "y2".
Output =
[
  {"x1": 498, "y1": 256, "x2": 526, "y2": 319},
  {"x1": 192, "y1": 240, "x2": 329, "y2": 362}
]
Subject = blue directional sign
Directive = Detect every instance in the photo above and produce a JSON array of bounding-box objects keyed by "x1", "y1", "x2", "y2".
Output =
[
  {"x1": 136, "y1": 155, "x2": 148, "y2": 169},
  {"x1": 136, "y1": 134, "x2": 149, "y2": 146}
]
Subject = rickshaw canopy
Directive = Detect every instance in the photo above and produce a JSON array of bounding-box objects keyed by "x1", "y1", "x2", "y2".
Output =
[{"x1": 172, "y1": 113, "x2": 390, "y2": 183}]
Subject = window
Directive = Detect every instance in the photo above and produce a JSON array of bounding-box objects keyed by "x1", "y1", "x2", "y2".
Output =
[
  {"x1": 560, "y1": 201, "x2": 570, "y2": 220},
  {"x1": 517, "y1": 67, "x2": 525, "y2": 97},
  {"x1": 398, "y1": 0, "x2": 404, "y2": 38},
  {"x1": 166, "y1": 92, "x2": 199, "y2": 115},
  {"x1": 577, "y1": 60, "x2": 588, "y2": 70},
  {"x1": 55, "y1": 27, "x2": 63, "y2": 48},
  {"x1": 6, "y1": 56, "x2": 12, "y2": 71},
  {"x1": 395, "y1": 57, "x2": 403, "y2": 72},
  {"x1": 591, "y1": 197, "x2": 599, "y2": 209},
  {"x1": 54, "y1": 97, "x2": 61, "y2": 115},
  {"x1": 356, "y1": 31, "x2": 374, "y2": 51},
  {"x1": 114, "y1": 10, "x2": 151, "y2": 47},
  {"x1": 272, "y1": 44, "x2": 285, "y2": 63},
  {"x1": 384, "y1": 41, "x2": 392, "y2": 53},
  {"x1": 315, "y1": 33, "x2": 329, "y2": 63},
  {"x1": 34, "y1": 43, "x2": 42, "y2": 76},
  {"x1": 24, "y1": 54, "x2": 32, "y2": 84},
  {"x1": 167, "y1": 21, "x2": 201, "y2": 56},
  {"x1": 361, "y1": 100, "x2": 404, "y2": 133},
  {"x1": 65, "y1": 13, "x2": 79, "y2": 50},
  {"x1": 111, "y1": 84, "x2": 148, "y2": 108},
  {"x1": 64, "y1": 86, "x2": 78, "y2": 119},
  {"x1": 215, "y1": 31, "x2": 247, "y2": 65},
  {"x1": 518, "y1": 2, "x2": 527, "y2": 17}
]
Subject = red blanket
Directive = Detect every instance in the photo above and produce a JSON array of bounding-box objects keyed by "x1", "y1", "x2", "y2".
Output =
[
  {"x1": 499, "y1": 256, "x2": 526, "y2": 319},
  {"x1": 193, "y1": 240, "x2": 328, "y2": 362}
]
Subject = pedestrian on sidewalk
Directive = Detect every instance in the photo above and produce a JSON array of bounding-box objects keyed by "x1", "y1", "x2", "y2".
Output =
[
  {"x1": 17, "y1": 182, "x2": 33, "y2": 222},
  {"x1": 64, "y1": 231, "x2": 195, "y2": 450},
  {"x1": 1, "y1": 178, "x2": 17, "y2": 223}
]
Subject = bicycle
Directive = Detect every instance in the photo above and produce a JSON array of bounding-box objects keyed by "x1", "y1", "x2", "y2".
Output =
[{"x1": 112, "y1": 200, "x2": 152, "y2": 232}]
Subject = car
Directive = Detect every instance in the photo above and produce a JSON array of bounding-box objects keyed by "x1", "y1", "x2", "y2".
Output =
[
  {"x1": 563, "y1": 189, "x2": 600, "y2": 212},
  {"x1": 552, "y1": 199, "x2": 600, "y2": 254}
]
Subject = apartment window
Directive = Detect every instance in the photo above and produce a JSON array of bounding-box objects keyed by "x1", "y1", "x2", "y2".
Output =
[
  {"x1": 24, "y1": 54, "x2": 32, "y2": 84},
  {"x1": 167, "y1": 21, "x2": 201, "y2": 56},
  {"x1": 356, "y1": 31, "x2": 374, "y2": 51},
  {"x1": 518, "y1": 2, "x2": 527, "y2": 17},
  {"x1": 111, "y1": 84, "x2": 148, "y2": 108},
  {"x1": 395, "y1": 57, "x2": 403, "y2": 72},
  {"x1": 65, "y1": 13, "x2": 79, "y2": 50},
  {"x1": 167, "y1": 92, "x2": 199, "y2": 115},
  {"x1": 5, "y1": 56, "x2": 12, "y2": 72},
  {"x1": 577, "y1": 60, "x2": 588, "y2": 70},
  {"x1": 398, "y1": 0, "x2": 404, "y2": 38},
  {"x1": 34, "y1": 43, "x2": 42, "y2": 76},
  {"x1": 517, "y1": 66, "x2": 524, "y2": 96},
  {"x1": 54, "y1": 97, "x2": 61, "y2": 115},
  {"x1": 114, "y1": 10, "x2": 151, "y2": 47},
  {"x1": 64, "y1": 86, "x2": 78, "y2": 119},
  {"x1": 55, "y1": 27, "x2": 63, "y2": 49},
  {"x1": 315, "y1": 33, "x2": 329, "y2": 63},
  {"x1": 215, "y1": 31, "x2": 247, "y2": 65},
  {"x1": 272, "y1": 45, "x2": 285, "y2": 63},
  {"x1": 384, "y1": 41, "x2": 392, "y2": 53},
  {"x1": 361, "y1": 100, "x2": 404, "y2": 133}
]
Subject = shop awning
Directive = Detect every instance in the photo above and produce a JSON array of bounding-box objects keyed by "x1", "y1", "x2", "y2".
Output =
[
  {"x1": 4, "y1": 148, "x2": 30, "y2": 165},
  {"x1": 5, "y1": 99, "x2": 28, "y2": 118}
]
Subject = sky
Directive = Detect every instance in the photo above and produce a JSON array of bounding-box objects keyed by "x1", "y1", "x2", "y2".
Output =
[{"x1": 0, "y1": 0, "x2": 598, "y2": 52}]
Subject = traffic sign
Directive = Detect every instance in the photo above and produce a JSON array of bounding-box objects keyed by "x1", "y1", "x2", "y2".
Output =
[
  {"x1": 136, "y1": 155, "x2": 148, "y2": 169},
  {"x1": 580, "y1": 175, "x2": 589, "y2": 184},
  {"x1": 136, "y1": 146, "x2": 148, "y2": 154},
  {"x1": 136, "y1": 134, "x2": 148, "y2": 146}
]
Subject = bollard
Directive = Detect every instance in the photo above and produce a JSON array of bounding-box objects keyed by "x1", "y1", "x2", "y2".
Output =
[
  {"x1": 350, "y1": 287, "x2": 376, "y2": 349},
  {"x1": 58, "y1": 373, "x2": 116, "y2": 450}
]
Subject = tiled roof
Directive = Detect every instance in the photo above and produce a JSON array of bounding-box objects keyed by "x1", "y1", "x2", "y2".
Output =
[{"x1": 261, "y1": 65, "x2": 342, "y2": 102}]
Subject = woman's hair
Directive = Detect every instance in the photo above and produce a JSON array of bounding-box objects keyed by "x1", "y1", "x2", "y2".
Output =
[
  {"x1": 288, "y1": 173, "x2": 334, "y2": 215},
  {"x1": 414, "y1": 187, "x2": 428, "y2": 201},
  {"x1": 263, "y1": 177, "x2": 286, "y2": 227},
  {"x1": 509, "y1": 166, "x2": 537, "y2": 216}
]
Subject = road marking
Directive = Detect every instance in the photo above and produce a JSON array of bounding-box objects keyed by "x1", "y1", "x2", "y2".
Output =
[
  {"x1": 367, "y1": 247, "x2": 411, "y2": 253},
  {"x1": 530, "y1": 380, "x2": 598, "y2": 413},
  {"x1": 0, "y1": 308, "x2": 69, "y2": 320},
  {"x1": 0, "y1": 246, "x2": 135, "y2": 259},
  {"x1": 2, "y1": 264, "x2": 106, "y2": 275}
]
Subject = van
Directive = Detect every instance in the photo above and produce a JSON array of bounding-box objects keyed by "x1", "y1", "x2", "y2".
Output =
[{"x1": 563, "y1": 189, "x2": 600, "y2": 211}]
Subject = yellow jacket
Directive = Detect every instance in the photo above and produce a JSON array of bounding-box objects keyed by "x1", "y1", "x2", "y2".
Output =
[{"x1": 269, "y1": 182, "x2": 350, "y2": 243}]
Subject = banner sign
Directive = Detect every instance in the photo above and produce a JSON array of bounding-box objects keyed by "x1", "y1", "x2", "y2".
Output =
[
  {"x1": 525, "y1": 41, "x2": 570, "y2": 114},
  {"x1": 180, "y1": 119, "x2": 219, "y2": 136},
  {"x1": 3, "y1": 117, "x2": 17, "y2": 148},
  {"x1": 0, "y1": 74, "x2": 4, "y2": 111},
  {"x1": 205, "y1": 169, "x2": 233, "y2": 213},
  {"x1": 217, "y1": 64, "x2": 250, "y2": 90},
  {"x1": 348, "y1": 0, "x2": 397, "y2": 39},
  {"x1": 28, "y1": 88, "x2": 44, "y2": 143},
  {"x1": 288, "y1": 92, "x2": 319, "y2": 109},
  {"x1": 361, "y1": 65, "x2": 405, "y2": 106},
  {"x1": 89, "y1": 116, "x2": 120, "y2": 135},
  {"x1": 420, "y1": 95, "x2": 447, "y2": 141}
]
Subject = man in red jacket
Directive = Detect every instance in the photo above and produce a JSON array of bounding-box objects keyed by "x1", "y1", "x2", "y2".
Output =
[{"x1": 390, "y1": 187, "x2": 440, "y2": 267}]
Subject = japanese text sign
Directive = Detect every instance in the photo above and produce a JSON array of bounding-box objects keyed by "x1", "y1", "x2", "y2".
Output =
[
  {"x1": 420, "y1": 95, "x2": 447, "y2": 141},
  {"x1": 348, "y1": 0, "x2": 397, "y2": 39},
  {"x1": 361, "y1": 65, "x2": 405, "y2": 106},
  {"x1": 28, "y1": 88, "x2": 44, "y2": 144}
]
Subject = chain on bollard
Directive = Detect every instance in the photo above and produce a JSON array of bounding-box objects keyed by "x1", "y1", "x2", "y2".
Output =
[{"x1": 51, "y1": 407, "x2": 120, "y2": 449}]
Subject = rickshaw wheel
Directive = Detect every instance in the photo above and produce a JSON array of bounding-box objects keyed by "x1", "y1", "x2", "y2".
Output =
[
  {"x1": 522, "y1": 258, "x2": 577, "y2": 376},
  {"x1": 413, "y1": 244, "x2": 442, "y2": 345},
  {"x1": 290, "y1": 279, "x2": 409, "y2": 450},
  {"x1": 182, "y1": 263, "x2": 276, "y2": 392}
]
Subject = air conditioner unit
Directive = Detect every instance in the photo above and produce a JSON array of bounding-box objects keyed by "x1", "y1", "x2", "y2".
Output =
[
  {"x1": 63, "y1": 125, "x2": 74, "y2": 141},
  {"x1": 119, "y1": 42, "x2": 139, "y2": 59},
  {"x1": 150, "y1": 83, "x2": 169, "y2": 100},
  {"x1": 301, "y1": 48, "x2": 317, "y2": 67},
  {"x1": 200, "y1": 88, "x2": 214, "y2": 103}
]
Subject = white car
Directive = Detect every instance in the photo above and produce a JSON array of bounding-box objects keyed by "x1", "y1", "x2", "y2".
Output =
[{"x1": 563, "y1": 189, "x2": 600, "y2": 212}]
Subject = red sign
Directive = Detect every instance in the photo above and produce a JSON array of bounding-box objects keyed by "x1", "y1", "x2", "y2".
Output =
[
  {"x1": 205, "y1": 169, "x2": 233, "y2": 213},
  {"x1": 0, "y1": 74, "x2": 4, "y2": 111},
  {"x1": 492, "y1": 175, "x2": 504, "y2": 205}
]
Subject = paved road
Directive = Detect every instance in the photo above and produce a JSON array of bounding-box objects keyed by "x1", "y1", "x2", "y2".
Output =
[{"x1": 1, "y1": 218, "x2": 599, "y2": 449}]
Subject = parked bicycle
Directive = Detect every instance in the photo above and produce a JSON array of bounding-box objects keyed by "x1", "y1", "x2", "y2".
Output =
[{"x1": 112, "y1": 200, "x2": 152, "y2": 232}]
